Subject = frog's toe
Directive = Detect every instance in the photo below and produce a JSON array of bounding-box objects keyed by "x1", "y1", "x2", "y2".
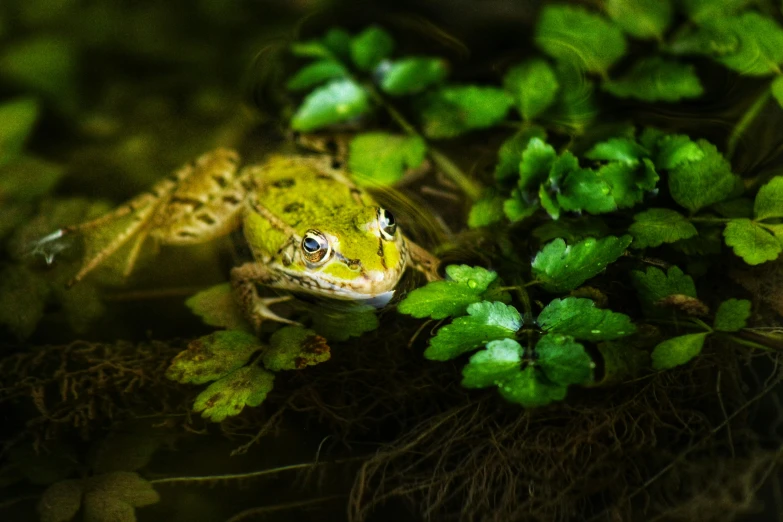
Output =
[{"x1": 252, "y1": 295, "x2": 301, "y2": 327}]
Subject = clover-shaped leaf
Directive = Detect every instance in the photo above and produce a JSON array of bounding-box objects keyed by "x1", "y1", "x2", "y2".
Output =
[
  {"x1": 653, "y1": 133, "x2": 704, "y2": 170},
  {"x1": 185, "y1": 283, "x2": 251, "y2": 331},
  {"x1": 531, "y1": 235, "x2": 632, "y2": 292},
  {"x1": 468, "y1": 194, "x2": 505, "y2": 228},
  {"x1": 425, "y1": 301, "x2": 522, "y2": 361},
  {"x1": 537, "y1": 297, "x2": 636, "y2": 341},
  {"x1": 286, "y1": 60, "x2": 348, "y2": 91},
  {"x1": 535, "y1": 5, "x2": 626, "y2": 75},
  {"x1": 605, "y1": 0, "x2": 672, "y2": 40},
  {"x1": 584, "y1": 137, "x2": 647, "y2": 165},
  {"x1": 0, "y1": 97, "x2": 39, "y2": 167},
  {"x1": 494, "y1": 126, "x2": 547, "y2": 182},
  {"x1": 603, "y1": 58, "x2": 703, "y2": 102},
  {"x1": 713, "y1": 298, "x2": 751, "y2": 332},
  {"x1": 262, "y1": 326, "x2": 330, "y2": 371},
  {"x1": 166, "y1": 330, "x2": 262, "y2": 385},
  {"x1": 668, "y1": 139, "x2": 738, "y2": 212},
  {"x1": 193, "y1": 366, "x2": 275, "y2": 422},
  {"x1": 291, "y1": 79, "x2": 370, "y2": 132},
  {"x1": 629, "y1": 208, "x2": 698, "y2": 249},
  {"x1": 348, "y1": 132, "x2": 426, "y2": 187},
  {"x1": 419, "y1": 86, "x2": 513, "y2": 138},
  {"x1": 503, "y1": 59, "x2": 560, "y2": 121},
  {"x1": 631, "y1": 265, "x2": 697, "y2": 315},
  {"x1": 398, "y1": 265, "x2": 502, "y2": 320},
  {"x1": 518, "y1": 137, "x2": 558, "y2": 192},
  {"x1": 461, "y1": 338, "x2": 524, "y2": 388},
  {"x1": 498, "y1": 366, "x2": 567, "y2": 407},
  {"x1": 753, "y1": 176, "x2": 783, "y2": 221},
  {"x1": 535, "y1": 334, "x2": 595, "y2": 386},
  {"x1": 380, "y1": 57, "x2": 448, "y2": 95},
  {"x1": 724, "y1": 219, "x2": 782, "y2": 265},
  {"x1": 350, "y1": 26, "x2": 394, "y2": 71}
]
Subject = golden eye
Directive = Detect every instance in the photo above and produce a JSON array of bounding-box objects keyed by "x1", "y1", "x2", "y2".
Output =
[
  {"x1": 378, "y1": 208, "x2": 396, "y2": 240},
  {"x1": 301, "y1": 230, "x2": 330, "y2": 263}
]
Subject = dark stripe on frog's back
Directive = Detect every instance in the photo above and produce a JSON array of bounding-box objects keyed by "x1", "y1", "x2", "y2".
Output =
[{"x1": 256, "y1": 156, "x2": 375, "y2": 228}]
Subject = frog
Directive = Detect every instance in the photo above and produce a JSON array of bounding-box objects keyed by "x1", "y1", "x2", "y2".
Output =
[{"x1": 35, "y1": 148, "x2": 440, "y2": 329}]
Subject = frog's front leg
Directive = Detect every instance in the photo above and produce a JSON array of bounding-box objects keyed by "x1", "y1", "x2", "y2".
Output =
[
  {"x1": 406, "y1": 239, "x2": 441, "y2": 282},
  {"x1": 230, "y1": 262, "x2": 300, "y2": 331}
]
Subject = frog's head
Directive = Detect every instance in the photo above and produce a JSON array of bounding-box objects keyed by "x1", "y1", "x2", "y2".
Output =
[{"x1": 274, "y1": 206, "x2": 407, "y2": 301}]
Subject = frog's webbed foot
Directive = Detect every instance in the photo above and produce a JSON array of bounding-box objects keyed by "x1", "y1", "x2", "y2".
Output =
[
  {"x1": 231, "y1": 262, "x2": 301, "y2": 332},
  {"x1": 252, "y1": 295, "x2": 300, "y2": 329}
]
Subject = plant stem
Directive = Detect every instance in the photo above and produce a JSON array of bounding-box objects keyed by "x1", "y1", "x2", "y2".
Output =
[
  {"x1": 689, "y1": 217, "x2": 731, "y2": 224},
  {"x1": 727, "y1": 88, "x2": 772, "y2": 159},
  {"x1": 728, "y1": 335, "x2": 773, "y2": 352},
  {"x1": 366, "y1": 85, "x2": 483, "y2": 201}
]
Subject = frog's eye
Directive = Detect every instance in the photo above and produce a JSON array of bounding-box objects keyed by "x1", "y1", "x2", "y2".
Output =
[
  {"x1": 378, "y1": 208, "x2": 396, "y2": 240},
  {"x1": 301, "y1": 230, "x2": 330, "y2": 263}
]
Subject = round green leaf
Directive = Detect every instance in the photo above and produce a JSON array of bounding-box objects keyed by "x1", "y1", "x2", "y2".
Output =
[{"x1": 291, "y1": 79, "x2": 370, "y2": 132}]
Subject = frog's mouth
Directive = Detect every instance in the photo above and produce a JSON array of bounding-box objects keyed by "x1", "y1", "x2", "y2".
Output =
[{"x1": 274, "y1": 263, "x2": 406, "y2": 300}]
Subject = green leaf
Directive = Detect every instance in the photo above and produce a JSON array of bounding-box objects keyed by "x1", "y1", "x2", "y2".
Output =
[
  {"x1": 0, "y1": 156, "x2": 64, "y2": 202},
  {"x1": 518, "y1": 137, "x2": 558, "y2": 191},
  {"x1": 263, "y1": 326, "x2": 330, "y2": 371},
  {"x1": 498, "y1": 366, "x2": 567, "y2": 407},
  {"x1": 185, "y1": 283, "x2": 251, "y2": 331},
  {"x1": 701, "y1": 13, "x2": 783, "y2": 76},
  {"x1": 668, "y1": 139, "x2": 737, "y2": 212},
  {"x1": 654, "y1": 134, "x2": 705, "y2": 170},
  {"x1": 772, "y1": 76, "x2": 783, "y2": 109},
  {"x1": 599, "y1": 160, "x2": 658, "y2": 208},
  {"x1": 557, "y1": 167, "x2": 617, "y2": 214},
  {"x1": 291, "y1": 41, "x2": 335, "y2": 59},
  {"x1": 538, "y1": 297, "x2": 636, "y2": 341},
  {"x1": 753, "y1": 176, "x2": 783, "y2": 221},
  {"x1": 503, "y1": 190, "x2": 538, "y2": 223},
  {"x1": 531, "y1": 235, "x2": 632, "y2": 292},
  {"x1": 723, "y1": 218, "x2": 782, "y2": 265},
  {"x1": 651, "y1": 332, "x2": 708, "y2": 370},
  {"x1": 585, "y1": 137, "x2": 647, "y2": 165},
  {"x1": 0, "y1": 37, "x2": 78, "y2": 112},
  {"x1": 0, "y1": 97, "x2": 39, "y2": 167},
  {"x1": 420, "y1": 86, "x2": 513, "y2": 139},
  {"x1": 0, "y1": 264, "x2": 50, "y2": 340},
  {"x1": 425, "y1": 301, "x2": 522, "y2": 361},
  {"x1": 380, "y1": 57, "x2": 448, "y2": 95},
  {"x1": 398, "y1": 265, "x2": 498, "y2": 319},
  {"x1": 503, "y1": 59, "x2": 560, "y2": 120},
  {"x1": 166, "y1": 330, "x2": 262, "y2": 385},
  {"x1": 83, "y1": 471, "x2": 160, "y2": 513},
  {"x1": 631, "y1": 265, "x2": 697, "y2": 313},
  {"x1": 535, "y1": 5, "x2": 626, "y2": 75},
  {"x1": 494, "y1": 127, "x2": 547, "y2": 182},
  {"x1": 193, "y1": 366, "x2": 275, "y2": 422},
  {"x1": 461, "y1": 338, "x2": 524, "y2": 388},
  {"x1": 535, "y1": 334, "x2": 595, "y2": 386},
  {"x1": 629, "y1": 208, "x2": 698, "y2": 248},
  {"x1": 290, "y1": 79, "x2": 370, "y2": 132},
  {"x1": 348, "y1": 133, "x2": 426, "y2": 187},
  {"x1": 681, "y1": 0, "x2": 751, "y2": 22},
  {"x1": 468, "y1": 194, "x2": 505, "y2": 228},
  {"x1": 39, "y1": 480, "x2": 83, "y2": 522},
  {"x1": 310, "y1": 303, "x2": 379, "y2": 341},
  {"x1": 603, "y1": 58, "x2": 703, "y2": 102},
  {"x1": 605, "y1": 0, "x2": 672, "y2": 39},
  {"x1": 286, "y1": 60, "x2": 347, "y2": 91},
  {"x1": 322, "y1": 28, "x2": 352, "y2": 60},
  {"x1": 539, "y1": 184, "x2": 561, "y2": 220},
  {"x1": 713, "y1": 298, "x2": 751, "y2": 332},
  {"x1": 350, "y1": 26, "x2": 394, "y2": 71}
]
